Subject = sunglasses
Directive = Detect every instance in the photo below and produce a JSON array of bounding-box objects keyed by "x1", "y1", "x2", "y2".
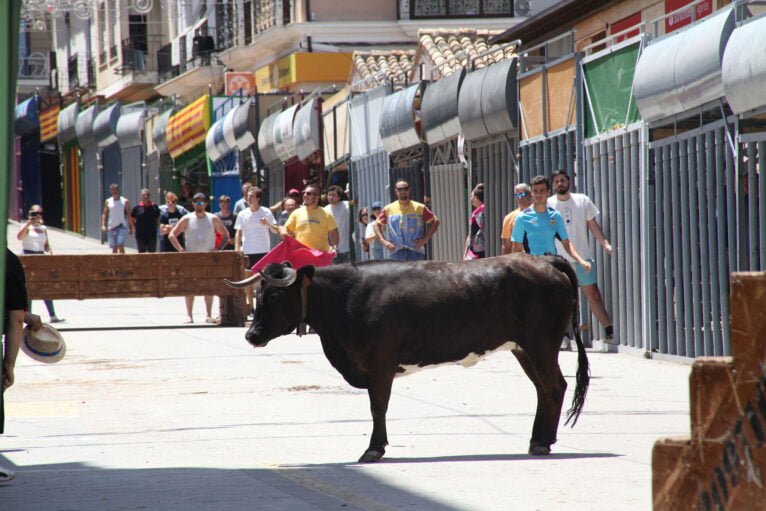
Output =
[
  {"x1": 29, "y1": 211, "x2": 41, "y2": 217},
  {"x1": 514, "y1": 192, "x2": 529, "y2": 199},
  {"x1": 396, "y1": 187, "x2": 409, "y2": 192},
  {"x1": 193, "y1": 201, "x2": 206, "y2": 206},
  {"x1": 303, "y1": 192, "x2": 317, "y2": 196}
]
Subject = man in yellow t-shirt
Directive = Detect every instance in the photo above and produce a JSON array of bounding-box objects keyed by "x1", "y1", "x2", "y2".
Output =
[
  {"x1": 500, "y1": 182, "x2": 532, "y2": 254},
  {"x1": 374, "y1": 179, "x2": 439, "y2": 261},
  {"x1": 280, "y1": 184, "x2": 339, "y2": 252}
]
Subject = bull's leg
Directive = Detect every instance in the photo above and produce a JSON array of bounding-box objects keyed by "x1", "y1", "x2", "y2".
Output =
[
  {"x1": 511, "y1": 347, "x2": 567, "y2": 455},
  {"x1": 359, "y1": 371, "x2": 395, "y2": 463}
]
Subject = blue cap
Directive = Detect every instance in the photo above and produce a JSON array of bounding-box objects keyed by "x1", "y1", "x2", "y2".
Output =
[{"x1": 371, "y1": 201, "x2": 383, "y2": 209}]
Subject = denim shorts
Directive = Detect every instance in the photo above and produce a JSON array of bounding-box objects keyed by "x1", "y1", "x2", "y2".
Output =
[
  {"x1": 108, "y1": 225, "x2": 128, "y2": 248},
  {"x1": 574, "y1": 258, "x2": 597, "y2": 286}
]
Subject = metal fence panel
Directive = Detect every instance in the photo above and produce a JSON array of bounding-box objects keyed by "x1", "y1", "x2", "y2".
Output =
[
  {"x1": 430, "y1": 161, "x2": 467, "y2": 261},
  {"x1": 519, "y1": 129, "x2": 576, "y2": 184},
  {"x1": 81, "y1": 145, "x2": 101, "y2": 240},
  {"x1": 350, "y1": 150, "x2": 390, "y2": 261},
  {"x1": 471, "y1": 140, "x2": 516, "y2": 257}
]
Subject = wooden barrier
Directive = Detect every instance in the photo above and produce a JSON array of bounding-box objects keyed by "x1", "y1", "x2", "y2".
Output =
[
  {"x1": 19, "y1": 252, "x2": 248, "y2": 326},
  {"x1": 652, "y1": 272, "x2": 766, "y2": 510}
]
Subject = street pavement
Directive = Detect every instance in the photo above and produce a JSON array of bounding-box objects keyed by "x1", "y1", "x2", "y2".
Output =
[{"x1": 0, "y1": 224, "x2": 693, "y2": 510}]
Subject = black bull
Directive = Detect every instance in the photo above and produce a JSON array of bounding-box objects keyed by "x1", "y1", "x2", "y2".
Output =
[{"x1": 225, "y1": 254, "x2": 589, "y2": 462}]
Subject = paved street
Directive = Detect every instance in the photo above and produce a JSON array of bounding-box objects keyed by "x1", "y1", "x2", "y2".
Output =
[{"x1": 1, "y1": 225, "x2": 693, "y2": 510}]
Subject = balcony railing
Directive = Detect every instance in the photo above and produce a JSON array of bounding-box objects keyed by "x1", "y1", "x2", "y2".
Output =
[
  {"x1": 157, "y1": 26, "x2": 233, "y2": 81},
  {"x1": 67, "y1": 54, "x2": 79, "y2": 88},
  {"x1": 19, "y1": 51, "x2": 50, "y2": 80},
  {"x1": 402, "y1": 0, "x2": 514, "y2": 19},
  {"x1": 117, "y1": 34, "x2": 164, "y2": 75},
  {"x1": 254, "y1": 0, "x2": 290, "y2": 36}
]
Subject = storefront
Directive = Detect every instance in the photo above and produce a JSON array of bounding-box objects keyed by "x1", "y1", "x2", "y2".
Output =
[
  {"x1": 166, "y1": 95, "x2": 212, "y2": 207},
  {"x1": 75, "y1": 105, "x2": 101, "y2": 239},
  {"x1": 57, "y1": 102, "x2": 81, "y2": 233}
]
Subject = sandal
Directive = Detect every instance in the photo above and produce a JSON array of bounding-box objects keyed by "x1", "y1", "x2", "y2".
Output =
[{"x1": 0, "y1": 465, "x2": 16, "y2": 483}]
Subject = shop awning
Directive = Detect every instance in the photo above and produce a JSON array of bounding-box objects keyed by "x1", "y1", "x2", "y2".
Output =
[
  {"x1": 205, "y1": 105, "x2": 238, "y2": 162},
  {"x1": 232, "y1": 100, "x2": 256, "y2": 151},
  {"x1": 116, "y1": 109, "x2": 145, "y2": 149},
  {"x1": 57, "y1": 103, "x2": 79, "y2": 145},
  {"x1": 322, "y1": 87, "x2": 350, "y2": 165},
  {"x1": 379, "y1": 82, "x2": 425, "y2": 154},
  {"x1": 93, "y1": 102, "x2": 122, "y2": 148},
  {"x1": 257, "y1": 110, "x2": 280, "y2": 166},
  {"x1": 151, "y1": 108, "x2": 174, "y2": 155},
  {"x1": 722, "y1": 14, "x2": 766, "y2": 115},
  {"x1": 166, "y1": 95, "x2": 211, "y2": 159},
  {"x1": 294, "y1": 97, "x2": 321, "y2": 161},
  {"x1": 633, "y1": 7, "x2": 735, "y2": 123},
  {"x1": 75, "y1": 105, "x2": 99, "y2": 148},
  {"x1": 14, "y1": 96, "x2": 38, "y2": 136},
  {"x1": 274, "y1": 104, "x2": 299, "y2": 163},
  {"x1": 421, "y1": 69, "x2": 465, "y2": 146},
  {"x1": 39, "y1": 105, "x2": 60, "y2": 142},
  {"x1": 458, "y1": 58, "x2": 518, "y2": 142}
]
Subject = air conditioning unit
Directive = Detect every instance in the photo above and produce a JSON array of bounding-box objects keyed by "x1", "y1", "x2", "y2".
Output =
[{"x1": 515, "y1": 0, "x2": 531, "y2": 16}]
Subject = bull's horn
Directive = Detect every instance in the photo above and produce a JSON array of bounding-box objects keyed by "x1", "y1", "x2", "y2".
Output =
[
  {"x1": 224, "y1": 273, "x2": 262, "y2": 288},
  {"x1": 260, "y1": 267, "x2": 297, "y2": 287}
]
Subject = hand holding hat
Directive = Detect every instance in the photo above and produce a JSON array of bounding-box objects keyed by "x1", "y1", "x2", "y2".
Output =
[{"x1": 22, "y1": 323, "x2": 66, "y2": 364}]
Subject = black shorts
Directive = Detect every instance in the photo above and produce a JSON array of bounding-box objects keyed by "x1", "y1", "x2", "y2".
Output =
[{"x1": 246, "y1": 253, "x2": 268, "y2": 268}]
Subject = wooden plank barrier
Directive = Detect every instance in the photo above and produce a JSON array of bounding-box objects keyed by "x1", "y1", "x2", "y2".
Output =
[
  {"x1": 653, "y1": 272, "x2": 766, "y2": 510},
  {"x1": 19, "y1": 252, "x2": 249, "y2": 326}
]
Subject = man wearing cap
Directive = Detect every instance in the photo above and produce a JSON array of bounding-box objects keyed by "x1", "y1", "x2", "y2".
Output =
[
  {"x1": 324, "y1": 185, "x2": 351, "y2": 264},
  {"x1": 169, "y1": 193, "x2": 231, "y2": 324},
  {"x1": 2, "y1": 249, "x2": 42, "y2": 482},
  {"x1": 374, "y1": 179, "x2": 440, "y2": 261},
  {"x1": 280, "y1": 184, "x2": 339, "y2": 253},
  {"x1": 101, "y1": 183, "x2": 133, "y2": 254}
]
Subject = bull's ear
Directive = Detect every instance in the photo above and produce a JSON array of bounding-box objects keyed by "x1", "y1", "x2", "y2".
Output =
[{"x1": 299, "y1": 265, "x2": 315, "y2": 281}]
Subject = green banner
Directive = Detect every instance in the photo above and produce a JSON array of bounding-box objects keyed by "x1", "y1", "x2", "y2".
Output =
[{"x1": 583, "y1": 43, "x2": 641, "y2": 138}]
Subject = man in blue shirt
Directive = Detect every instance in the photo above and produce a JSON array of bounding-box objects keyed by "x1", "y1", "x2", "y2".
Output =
[{"x1": 511, "y1": 175, "x2": 592, "y2": 274}]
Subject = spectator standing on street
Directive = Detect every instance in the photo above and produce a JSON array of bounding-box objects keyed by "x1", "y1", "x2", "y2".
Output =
[
  {"x1": 324, "y1": 185, "x2": 351, "y2": 264},
  {"x1": 277, "y1": 196, "x2": 299, "y2": 226},
  {"x1": 169, "y1": 193, "x2": 230, "y2": 324},
  {"x1": 501, "y1": 183, "x2": 532, "y2": 255},
  {"x1": 358, "y1": 208, "x2": 370, "y2": 259},
  {"x1": 101, "y1": 183, "x2": 132, "y2": 254},
  {"x1": 2, "y1": 249, "x2": 43, "y2": 482},
  {"x1": 280, "y1": 184, "x2": 339, "y2": 253},
  {"x1": 548, "y1": 169, "x2": 615, "y2": 343},
  {"x1": 365, "y1": 202, "x2": 385, "y2": 261},
  {"x1": 215, "y1": 195, "x2": 237, "y2": 251},
  {"x1": 179, "y1": 182, "x2": 194, "y2": 211},
  {"x1": 511, "y1": 175, "x2": 591, "y2": 273},
  {"x1": 234, "y1": 187, "x2": 275, "y2": 267},
  {"x1": 374, "y1": 179, "x2": 440, "y2": 261},
  {"x1": 465, "y1": 183, "x2": 485, "y2": 259},
  {"x1": 16, "y1": 205, "x2": 64, "y2": 323},
  {"x1": 233, "y1": 182, "x2": 252, "y2": 215},
  {"x1": 159, "y1": 192, "x2": 188, "y2": 252},
  {"x1": 130, "y1": 189, "x2": 161, "y2": 253}
]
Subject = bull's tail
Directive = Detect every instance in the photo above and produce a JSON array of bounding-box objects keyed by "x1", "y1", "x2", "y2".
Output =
[{"x1": 544, "y1": 256, "x2": 590, "y2": 427}]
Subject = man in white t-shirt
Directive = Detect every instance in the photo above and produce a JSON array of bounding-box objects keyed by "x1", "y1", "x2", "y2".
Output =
[
  {"x1": 324, "y1": 185, "x2": 351, "y2": 264},
  {"x1": 234, "y1": 186, "x2": 275, "y2": 267},
  {"x1": 548, "y1": 170, "x2": 614, "y2": 344}
]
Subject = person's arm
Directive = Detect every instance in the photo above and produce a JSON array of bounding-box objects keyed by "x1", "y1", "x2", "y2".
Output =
[
  {"x1": 125, "y1": 201, "x2": 134, "y2": 234},
  {"x1": 102, "y1": 201, "x2": 109, "y2": 232},
  {"x1": 587, "y1": 218, "x2": 612, "y2": 255},
  {"x1": 168, "y1": 217, "x2": 189, "y2": 252},
  {"x1": 17, "y1": 218, "x2": 33, "y2": 240},
  {"x1": 511, "y1": 241, "x2": 524, "y2": 253},
  {"x1": 269, "y1": 198, "x2": 284, "y2": 214},
  {"x1": 373, "y1": 221, "x2": 395, "y2": 252},
  {"x1": 2, "y1": 309, "x2": 25, "y2": 390},
  {"x1": 328, "y1": 229, "x2": 340, "y2": 253},
  {"x1": 501, "y1": 239, "x2": 512, "y2": 255},
  {"x1": 44, "y1": 230, "x2": 52, "y2": 254},
  {"x1": 561, "y1": 239, "x2": 591, "y2": 272},
  {"x1": 234, "y1": 229, "x2": 243, "y2": 252},
  {"x1": 212, "y1": 216, "x2": 229, "y2": 251},
  {"x1": 415, "y1": 217, "x2": 440, "y2": 250}
]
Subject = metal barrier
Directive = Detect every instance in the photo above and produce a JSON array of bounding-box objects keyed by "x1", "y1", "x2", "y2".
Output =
[
  {"x1": 429, "y1": 161, "x2": 467, "y2": 261},
  {"x1": 519, "y1": 128, "x2": 577, "y2": 183},
  {"x1": 471, "y1": 139, "x2": 516, "y2": 257}
]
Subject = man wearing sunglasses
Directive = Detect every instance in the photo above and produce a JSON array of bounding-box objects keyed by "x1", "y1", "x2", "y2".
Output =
[
  {"x1": 373, "y1": 179, "x2": 440, "y2": 261},
  {"x1": 501, "y1": 183, "x2": 533, "y2": 254},
  {"x1": 280, "y1": 184, "x2": 339, "y2": 253},
  {"x1": 168, "y1": 193, "x2": 230, "y2": 324}
]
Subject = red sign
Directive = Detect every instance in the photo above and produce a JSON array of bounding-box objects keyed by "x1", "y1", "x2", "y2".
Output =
[
  {"x1": 611, "y1": 12, "x2": 642, "y2": 43},
  {"x1": 665, "y1": 0, "x2": 713, "y2": 33},
  {"x1": 224, "y1": 72, "x2": 256, "y2": 96}
]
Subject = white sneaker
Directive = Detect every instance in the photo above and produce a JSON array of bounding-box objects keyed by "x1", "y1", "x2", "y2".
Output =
[
  {"x1": 49, "y1": 316, "x2": 65, "y2": 323},
  {"x1": 0, "y1": 464, "x2": 16, "y2": 483}
]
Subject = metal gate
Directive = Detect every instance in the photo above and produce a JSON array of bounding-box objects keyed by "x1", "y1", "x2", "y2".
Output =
[
  {"x1": 81, "y1": 146, "x2": 101, "y2": 240},
  {"x1": 470, "y1": 139, "x2": 516, "y2": 257},
  {"x1": 583, "y1": 127, "x2": 643, "y2": 348},
  {"x1": 647, "y1": 119, "x2": 738, "y2": 357},
  {"x1": 430, "y1": 160, "x2": 467, "y2": 261},
  {"x1": 349, "y1": 150, "x2": 389, "y2": 260},
  {"x1": 519, "y1": 129, "x2": 577, "y2": 184},
  {"x1": 738, "y1": 131, "x2": 766, "y2": 273}
]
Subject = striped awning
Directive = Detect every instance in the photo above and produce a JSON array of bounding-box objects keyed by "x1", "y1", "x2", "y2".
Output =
[
  {"x1": 166, "y1": 95, "x2": 211, "y2": 159},
  {"x1": 40, "y1": 104, "x2": 60, "y2": 142}
]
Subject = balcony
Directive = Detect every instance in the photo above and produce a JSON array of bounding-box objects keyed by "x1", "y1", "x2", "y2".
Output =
[
  {"x1": 18, "y1": 51, "x2": 51, "y2": 90},
  {"x1": 403, "y1": 0, "x2": 514, "y2": 18}
]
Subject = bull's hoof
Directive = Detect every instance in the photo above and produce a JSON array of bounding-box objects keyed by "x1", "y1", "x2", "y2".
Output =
[
  {"x1": 358, "y1": 449, "x2": 384, "y2": 463},
  {"x1": 528, "y1": 444, "x2": 551, "y2": 456}
]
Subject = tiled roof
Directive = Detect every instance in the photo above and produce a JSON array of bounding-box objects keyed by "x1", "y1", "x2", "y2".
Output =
[
  {"x1": 350, "y1": 49, "x2": 416, "y2": 90},
  {"x1": 417, "y1": 29, "x2": 516, "y2": 80}
]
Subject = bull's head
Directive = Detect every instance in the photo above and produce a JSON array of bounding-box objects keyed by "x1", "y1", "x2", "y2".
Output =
[{"x1": 225, "y1": 263, "x2": 314, "y2": 347}]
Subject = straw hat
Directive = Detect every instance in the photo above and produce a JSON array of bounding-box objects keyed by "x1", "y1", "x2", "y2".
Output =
[{"x1": 21, "y1": 324, "x2": 66, "y2": 364}]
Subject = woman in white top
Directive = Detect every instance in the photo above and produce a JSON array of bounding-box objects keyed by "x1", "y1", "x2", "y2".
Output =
[{"x1": 16, "y1": 205, "x2": 64, "y2": 323}]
